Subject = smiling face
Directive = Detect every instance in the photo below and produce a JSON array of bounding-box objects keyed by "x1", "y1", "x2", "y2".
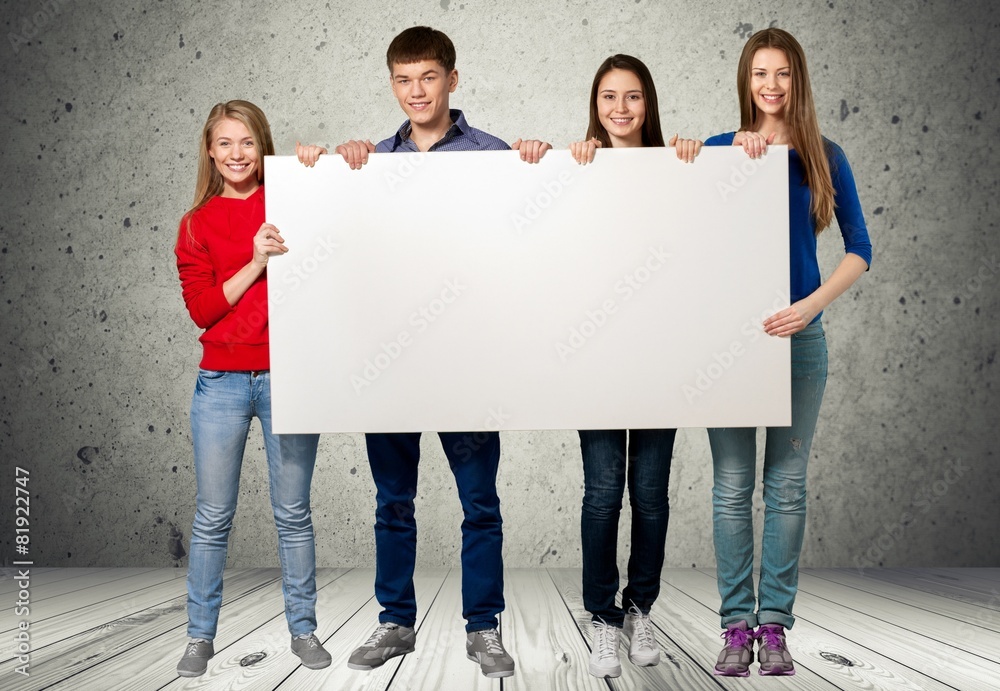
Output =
[
  {"x1": 596, "y1": 68, "x2": 646, "y2": 148},
  {"x1": 390, "y1": 59, "x2": 458, "y2": 136},
  {"x1": 208, "y1": 117, "x2": 259, "y2": 198},
  {"x1": 749, "y1": 47, "x2": 791, "y2": 122}
]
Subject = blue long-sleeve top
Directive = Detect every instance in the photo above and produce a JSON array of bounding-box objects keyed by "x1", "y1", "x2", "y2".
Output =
[{"x1": 705, "y1": 133, "x2": 872, "y2": 321}]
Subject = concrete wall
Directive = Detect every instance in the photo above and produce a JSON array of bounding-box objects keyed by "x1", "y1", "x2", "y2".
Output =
[{"x1": 1, "y1": 0, "x2": 997, "y2": 572}]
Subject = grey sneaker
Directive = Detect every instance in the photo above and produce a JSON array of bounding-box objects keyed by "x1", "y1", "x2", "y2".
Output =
[
  {"x1": 756, "y1": 624, "x2": 795, "y2": 675},
  {"x1": 588, "y1": 619, "x2": 621, "y2": 678},
  {"x1": 623, "y1": 605, "x2": 660, "y2": 666},
  {"x1": 176, "y1": 638, "x2": 214, "y2": 677},
  {"x1": 347, "y1": 622, "x2": 416, "y2": 670},
  {"x1": 714, "y1": 620, "x2": 753, "y2": 676},
  {"x1": 466, "y1": 628, "x2": 515, "y2": 678},
  {"x1": 291, "y1": 632, "x2": 332, "y2": 669}
]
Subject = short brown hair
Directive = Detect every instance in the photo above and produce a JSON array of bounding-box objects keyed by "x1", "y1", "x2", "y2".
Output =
[{"x1": 386, "y1": 26, "x2": 456, "y2": 73}]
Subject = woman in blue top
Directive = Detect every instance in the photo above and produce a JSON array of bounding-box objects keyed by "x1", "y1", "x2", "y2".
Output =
[{"x1": 706, "y1": 29, "x2": 872, "y2": 677}]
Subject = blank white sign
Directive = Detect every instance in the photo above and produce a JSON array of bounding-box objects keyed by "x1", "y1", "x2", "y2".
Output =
[{"x1": 265, "y1": 147, "x2": 789, "y2": 433}]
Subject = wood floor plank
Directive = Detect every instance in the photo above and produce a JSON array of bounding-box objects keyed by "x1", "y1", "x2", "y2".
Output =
[
  {"x1": 0, "y1": 567, "x2": 102, "y2": 596},
  {"x1": 857, "y1": 568, "x2": 1000, "y2": 611},
  {"x1": 686, "y1": 567, "x2": 1000, "y2": 689},
  {"x1": 886, "y1": 568, "x2": 1000, "y2": 603},
  {"x1": 376, "y1": 568, "x2": 493, "y2": 691},
  {"x1": 809, "y1": 568, "x2": 1000, "y2": 633},
  {"x1": 141, "y1": 568, "x2": 354, "y2": 691},
  {"x1": 503, "y1": 569, "x2": 607, "y2": 691},
  {"x1": 0, "y1": 568, "x2": 186, "y2": 637},
  {"x1": 0, "y1": 567, "x2": 162, "y2": 612},
  {"x1": 0, "y1": 567, "x2": 187, "y2": 662},
  {"x1": 794, "y1": 571, "x2": 1000, "y2": 663},
  {"x1": 0, "y1": 568, "x2": 279, "y2": 690},
  {"x1": 646, "y1": 570, "x2": 840, "y2": 690},
  {"x1": 674, "y1": 569, "x2": 957, "y2": 691},
  {"x1": 284, "y1": 568, "x2": 449, "y2": 691},
  {"x1": 546, "y1": 567, "x2": 721, "y2": 691}
]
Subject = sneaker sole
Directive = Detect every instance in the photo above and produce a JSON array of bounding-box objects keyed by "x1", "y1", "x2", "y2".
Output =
[
  {"x1": 588, "y1": 662, "x2": 622, "y2": 678},
  {"x1": 176, "y1": 669, "x2": 207, "y2": 678},
  {"x1": 713, "y1": 666, "x2": 750, "y2": 677},
  {"x1": 759, "y1": 666, "x2": 796, "y2": 676},
  {"x1": 347, "y1": 646, "x2": 414, "y2": 671},
  {"x1": 294, "y1": 654, "x2": 332, "y2": 670},
  {"x1": 628, "y1": 652, "x2": 660, "y2": 667},
  {"x1": 466, "y1": 652, "x2": 515, "y2": 678}
]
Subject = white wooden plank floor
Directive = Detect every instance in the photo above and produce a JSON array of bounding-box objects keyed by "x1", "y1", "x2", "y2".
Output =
[{"x1": 2, "y1": 567, "x2": 998, "y2": 690}]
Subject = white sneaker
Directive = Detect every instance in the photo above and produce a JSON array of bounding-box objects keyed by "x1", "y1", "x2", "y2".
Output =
[
  {"x1": 623, "y1": 605, "x2": 660, "y2": 666},
  {"x1": 588, "y1": 619, "x2": 622, "y2": 678}
]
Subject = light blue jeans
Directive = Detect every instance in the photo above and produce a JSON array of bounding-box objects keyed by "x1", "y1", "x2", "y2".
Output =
[
  {"x1": 186, "y1": 369, "x2": 320, "y2": 640},
  {"x1": 707, "y1": 320, "x2": 828, "y2": 630}
]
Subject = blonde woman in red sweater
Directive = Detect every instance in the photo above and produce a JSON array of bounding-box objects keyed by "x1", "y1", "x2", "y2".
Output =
[{"x1": 174, "y1": 100, "x2": 330, "y2": 677}]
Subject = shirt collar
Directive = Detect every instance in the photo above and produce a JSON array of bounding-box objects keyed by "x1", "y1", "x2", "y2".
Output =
[{"x1": 391, "y1": 109, "x2": 476, "y2": 151}]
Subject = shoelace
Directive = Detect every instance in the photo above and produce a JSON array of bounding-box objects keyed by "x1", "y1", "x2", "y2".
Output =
[
  {"x1": 627, "y1": 605, "x2": 655, "y2": 650},
  {"x1": 756, "y1": 626, "x2": 787, "y2": 651},
  {"x1": 363, "y1": 624, "x2": 394, "y2": 648},
  {"x1": 478, "y1": 629, "x2": 505, "y2": 656},
  {"x1": 721, "y1": 626, "x2": 752, "y2": 649},
  {"x1": 295, "y1": 634, "x2": 320, "y2": 648},
  {"x1": 593, "y1": 620, "x2": 618, "y2": 661},
  {"x1": 186, "y1": 639, "x2": 209, "y2": 656}
]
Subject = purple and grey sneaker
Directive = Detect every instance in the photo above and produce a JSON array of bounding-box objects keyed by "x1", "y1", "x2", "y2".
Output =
[
  {"x1": 756, "y1": 624, "x2": 796, "y2": 676},
  {"x1": 714, "y1": 620, "x2": 753, "y2": 677}
]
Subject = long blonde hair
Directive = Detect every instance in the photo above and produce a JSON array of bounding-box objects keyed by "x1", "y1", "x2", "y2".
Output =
[
  {"x1": 181, "y1": 100, "x2": 274, "y2": 242},
  {"x1": 737, "y1": 29, "x2": 835, "y2": 232}
]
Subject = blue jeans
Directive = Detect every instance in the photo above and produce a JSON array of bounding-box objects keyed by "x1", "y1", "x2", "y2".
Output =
[
  {"x1": 579, "y1": 428, "x2": 676, "y2": 626},
  {"x1": 186, "y1": 370, "x2": 320, "y2": 640},
  {"x1": 366, "y1": 431, "x2": 504, "y2": 633},
  {"x1": 708, "y1": 320, "x2": 828, "y2": 630}
]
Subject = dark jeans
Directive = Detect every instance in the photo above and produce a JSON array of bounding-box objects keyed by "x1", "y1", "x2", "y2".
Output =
[
  {"x1": 366, "y1": 431, "x2": 504, "y2": 633},
  {"x1": 579, "y1": 428, "x2": 676, "y2": 626}
]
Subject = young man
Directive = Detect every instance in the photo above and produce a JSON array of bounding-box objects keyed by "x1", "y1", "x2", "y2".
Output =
[{"x1": 297, "y1": 26, "x2": 547, "y2": 679}]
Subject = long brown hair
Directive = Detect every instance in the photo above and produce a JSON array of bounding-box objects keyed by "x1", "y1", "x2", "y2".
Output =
[
  {"x1": 181, "y1": 100, "x2": 274, "y2": 242},
  {"x1": 736, "y1": 29, "x2": 834, "y2": 231},
  {"x1": 585, "y1": 54, "x2": 665, "y2": 148}
]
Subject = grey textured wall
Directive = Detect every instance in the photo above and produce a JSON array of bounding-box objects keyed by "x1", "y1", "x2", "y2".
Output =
[{"x1": 1, "y1": 0, "x2": 997, "y2": 573}]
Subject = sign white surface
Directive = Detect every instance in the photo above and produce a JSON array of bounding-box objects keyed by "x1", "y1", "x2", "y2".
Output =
[{"x1": 265, "y1": 148, "x2": 790, "y2": 433}]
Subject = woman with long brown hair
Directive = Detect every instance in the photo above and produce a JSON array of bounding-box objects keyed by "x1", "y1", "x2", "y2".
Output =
[
  {"x1": 706, "y1": 29, "x2": 872, "y2": 676},
  {"x1": 568, "y1": 54, "x2": 699, "y2": 680},
  {"x1": 174, "y1": 100, "x2": 330, "y2": 677}
]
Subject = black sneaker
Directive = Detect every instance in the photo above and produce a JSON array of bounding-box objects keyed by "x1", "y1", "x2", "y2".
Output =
[
  {"x1": 347, "y1": 622, "x2": 416, "y2": 670},
  {"x1": 291, "y1": 632, "x2": 332, "y2": 669},
  {"x1": 176, "y1": 638, "x2": 214, "y2": 677}
]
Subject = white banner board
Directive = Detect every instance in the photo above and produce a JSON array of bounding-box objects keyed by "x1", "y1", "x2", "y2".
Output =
[{"x1": 265, "y1": 147, "x2": 790, "y2": 433}]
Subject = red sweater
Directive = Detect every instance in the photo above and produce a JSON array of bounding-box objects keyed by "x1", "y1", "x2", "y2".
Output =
[{"x1": 175, "y1": 186, "x2": 270, "y2": 370}]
